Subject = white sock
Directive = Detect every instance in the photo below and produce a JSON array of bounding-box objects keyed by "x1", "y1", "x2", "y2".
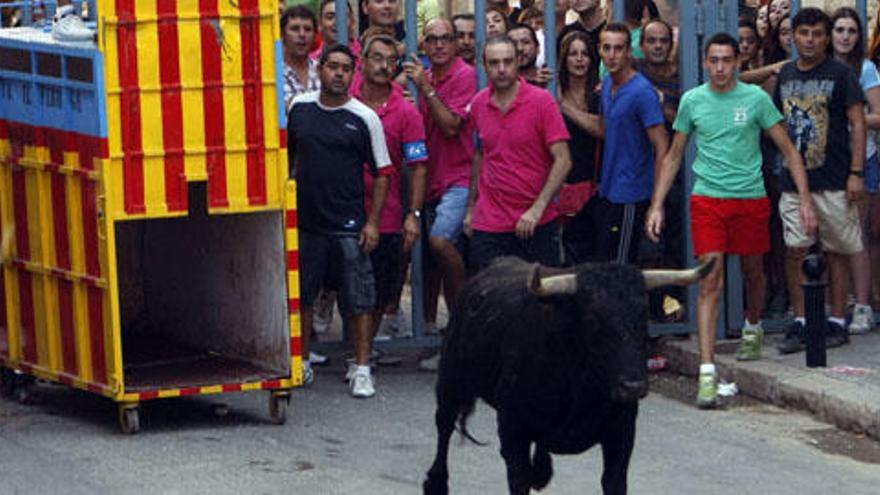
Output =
[
  {"x1": 795, "y1": 317, "x2": 806, "y2": 326},
  {"x1": 699, "y1": 363, "x2": 716, "y2": 376},
  {"x1": 356, "y1": 365, "x2": 371, "y2": 376},
  {"x1": 828, "y1": 316, "x2": 845, "y2": 327},
  {"x1": 744, "y1": 319, "x2": 762, "y2": 330}
]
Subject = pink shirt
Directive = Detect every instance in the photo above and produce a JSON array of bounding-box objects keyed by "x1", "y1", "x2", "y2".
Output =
[
  {"x1": 353, "y1": 82, "x2": 429, "y2": 233},
  {"x1": 469, "y1": 80, "x2": 570, "y2": 233},
  {"x1": 420, "y1": 57, "x2": 477, "y2": 202}
]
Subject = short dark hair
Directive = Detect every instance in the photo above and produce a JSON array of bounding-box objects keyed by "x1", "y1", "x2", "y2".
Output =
[
  {"x1": 738, "y1": 18, "x2": 758, "y2": 36},
  {"x1": 640, "y1": 18, "x2": 673, "y2": 45},
  {"x1": 319, "y1": 43, "x2": 356, "y2": 66},
  {"x1": 704, "y1": 32, "x2": 740, "y2": 58},
  {"x1": 281, "y1": 5, "x2": 317, "y2": 32},
  {"x1": 624, "y1": 0, "x2": 658, "y2": 24},
  {"x1": 451, "y1": 13, "x2": 475, "y2": 29},
  {"x1": 361, "y1": 32, "x2": 398, "y2": 58},
  {"x1": 483, "y1": 34, "x2": 516, "y2": 63},
  {"x1": 792, "y1": 7, "x2": 832, "y2": 35},
  {"x1": 509, "y1": 23, "x2": 539, "y2": 46},
  {"x1": 601, "y1": 22, "x2": 632, "y2": 47}
]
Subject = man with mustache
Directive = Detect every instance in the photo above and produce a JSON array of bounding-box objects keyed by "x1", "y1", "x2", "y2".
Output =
[{"x1": 351, "y1": 34, "x2": 429, "y2": 372}]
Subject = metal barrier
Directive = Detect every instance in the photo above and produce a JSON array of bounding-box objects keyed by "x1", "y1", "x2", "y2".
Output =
[{"x1": 0, "y1": 0, "x2": 96, "y2": 27}]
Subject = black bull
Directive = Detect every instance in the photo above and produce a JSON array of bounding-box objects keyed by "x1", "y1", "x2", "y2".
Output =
[{"x1": 424, "y1": 257, "x2": 714, "y2": 495}]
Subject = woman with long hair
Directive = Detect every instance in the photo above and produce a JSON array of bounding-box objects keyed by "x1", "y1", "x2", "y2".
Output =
[
  {"x1": 832, "y1": 7, "x2": 880, "y2": 333},
  {"x1": 556, "y1": 31, "x2": 603, "y2": 263}
]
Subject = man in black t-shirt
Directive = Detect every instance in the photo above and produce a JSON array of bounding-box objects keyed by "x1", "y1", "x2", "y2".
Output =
[
  {"x1": 289, "y1": 44, "x2": 392, "y2": 397},
  {"x1": 773, "y1": 8, "x2": 867, "y2": 354}
]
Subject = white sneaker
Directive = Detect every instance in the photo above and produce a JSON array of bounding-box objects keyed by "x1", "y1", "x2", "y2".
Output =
[
  {"x1": 52, "y1": 7, "x2": 95, "y2": 43},
  {"x1": 349, "y1": 370, "x2": 375, "y2": 398},
  {"x1": 302, "y1": 363, "x2": 314, "y2": 387},
  {"x1": 309, "y1": 351, "x2": 328, "y2": 366},
  {"x1": 343, "y1": 361, "x2": 357, "y2": 382},
  {"x1": 312, "y1": 291, "x2": 336, "y2": 334},
  {"x1": 418, "y1": 352, "x2": 440, "y2": 372},
  {"x1": 375, "y1": 309, "x2": 412, "y2": 340},
  {"x1": 849, "y1": 304, "x2": 875, "y2": 334}
]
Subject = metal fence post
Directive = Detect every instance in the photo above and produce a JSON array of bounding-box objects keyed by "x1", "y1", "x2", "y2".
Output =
[
  {"x1": 803, "y1": 253, "x2": 827, "y2": 367},
  {"x1": 335, "y1": 0, "x2": 348, "y2": 47},
  {"x1": 543, "y1": 0, "x2": 557, "y2": 95}
]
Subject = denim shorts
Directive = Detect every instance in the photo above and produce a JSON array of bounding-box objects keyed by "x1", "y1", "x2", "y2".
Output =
[
  {"x1": 866, "y1": 153, "x2": 880, "y2": 194},
  {"x1": 299, "y1": 230, "x2": 375, "y2": 316},
  {"x1": 427, "y1": 186, "x2": 469, "y2": 241}
]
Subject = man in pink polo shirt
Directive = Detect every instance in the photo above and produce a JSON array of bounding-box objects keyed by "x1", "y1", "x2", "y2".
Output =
[
  {"x1": 465, "y1": 35, "x2": 572, "y2": 272},
  {"x1": 403, "y1": 17, "x2": 476, "y2": 344},
  {"x1": 352, "y1": 34, "x2": 428, "y2": 362}
]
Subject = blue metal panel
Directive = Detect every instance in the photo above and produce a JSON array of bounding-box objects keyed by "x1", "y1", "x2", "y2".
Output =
[
  {"x1": 274, "y1": 40, "x2": 286, "y2": 130},
  {"x1": 0, "y1": 37, "x2": 101, "y2": 137}
]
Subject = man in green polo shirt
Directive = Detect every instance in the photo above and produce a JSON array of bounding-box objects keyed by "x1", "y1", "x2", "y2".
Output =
[{"x1": 646, "y1": 33, "x2": 817, "y2": 409}]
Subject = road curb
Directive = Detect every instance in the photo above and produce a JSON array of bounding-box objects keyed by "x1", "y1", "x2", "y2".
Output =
[{"x1": 658, "y1": 338, "x2": 880, "y2": 440}]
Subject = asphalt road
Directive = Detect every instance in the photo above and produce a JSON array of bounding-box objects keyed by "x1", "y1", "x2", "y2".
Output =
[{"x1": 1, "y1": 360, "x2": 879, "y2": 495}]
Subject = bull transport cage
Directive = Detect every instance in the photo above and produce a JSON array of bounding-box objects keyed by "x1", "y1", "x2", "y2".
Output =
[{"x1": 0, "y1": 0, "x2": 304, "y2": 433}]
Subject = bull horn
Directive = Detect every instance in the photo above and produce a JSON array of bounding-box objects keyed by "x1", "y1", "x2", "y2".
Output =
[
  {"x1": 642, "y1": 258, "x2": 716, "y2": 290},
  {"x1": 0, "y1": 224, "x2": 12, "y2": 265},
  {"x1": 529, "y1": 264, "x2": 577, "y2": 297}
]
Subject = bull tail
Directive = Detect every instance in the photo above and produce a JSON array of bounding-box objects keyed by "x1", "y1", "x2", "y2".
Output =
[{"x1": 455, "y1": 397, "x2": 487, "y2": 446}]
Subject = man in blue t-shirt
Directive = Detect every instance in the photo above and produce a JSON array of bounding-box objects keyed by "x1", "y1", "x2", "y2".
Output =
[
  {"x1": 594, "y1": 22, "x2": 668, "y2": 264},
  {"x1": 288, "y1": 44, "x2": 393, "y2": 397}
]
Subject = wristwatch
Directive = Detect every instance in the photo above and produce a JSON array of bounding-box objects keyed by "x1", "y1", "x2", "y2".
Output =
[
  {"x1": 408, "y1": 208, "x2": 422, "y2": 218},
  {"x1": 850, "y1": 169, "x2": 865, "y2": 178}
]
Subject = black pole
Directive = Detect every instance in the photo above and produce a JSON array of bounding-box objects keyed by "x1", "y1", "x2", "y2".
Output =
[{"x1": 803, "y1": 253, "x2": 826, "y2": 367}]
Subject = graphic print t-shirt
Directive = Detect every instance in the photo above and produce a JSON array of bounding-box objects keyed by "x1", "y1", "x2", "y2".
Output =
[{"x1": 774, "y1": 58, "x2": 864, "y2": 192}]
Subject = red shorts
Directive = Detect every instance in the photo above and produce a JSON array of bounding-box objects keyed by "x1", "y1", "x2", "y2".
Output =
[{"x1": 690, "y1": 195, "x2": 770, "y2": 256}]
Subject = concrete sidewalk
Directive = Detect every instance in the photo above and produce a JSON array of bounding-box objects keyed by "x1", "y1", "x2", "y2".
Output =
[{"x1": 658, "y1": 330, "x2": 880, "y2": 441}]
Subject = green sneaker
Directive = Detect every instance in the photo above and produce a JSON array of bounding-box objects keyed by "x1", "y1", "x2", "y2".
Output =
[
  {"x1": 735, "y1": 325, "x2": 764, "y2": 361},
  {"x1": 696, "y1": 372, "x2": 718, "y2": 409}
]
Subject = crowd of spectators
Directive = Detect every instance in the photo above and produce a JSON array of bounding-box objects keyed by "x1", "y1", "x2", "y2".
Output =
[{"x1": 280, "y1": 0, "x2": 880, "y2": 406}]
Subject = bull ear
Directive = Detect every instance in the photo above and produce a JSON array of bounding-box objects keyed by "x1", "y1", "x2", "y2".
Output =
[
  {"x1": 528, "y1": 264, "x2": 577, "y2": 297},
  {"x1": 642, "y1": 258, "x2": 716, "y2": 290}
]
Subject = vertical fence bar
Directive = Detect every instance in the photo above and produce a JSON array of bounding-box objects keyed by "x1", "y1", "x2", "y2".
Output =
[
  {"x1": 335, "y1": 0, "x2": 348, "y2": 47},
  {"x1": 475, "y1": 0, "x2": 486, "y2": 88},
  {"x1": 403, "y1": 0, "x2": 426, "y2": 338},
  {"x1": 543, "y1": 0, "x2": 557, "y2": 96}
]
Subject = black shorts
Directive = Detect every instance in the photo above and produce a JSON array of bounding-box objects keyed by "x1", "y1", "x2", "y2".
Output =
[
  {"x1": 469, "y1": 221, "x2": 561, "y2": 274},
  {"x1": 299, "y1": 230, "x2": 375, "y2": 316},
  {"x1": 370, "y1": 234, "x2": 403, "y2": 309}
]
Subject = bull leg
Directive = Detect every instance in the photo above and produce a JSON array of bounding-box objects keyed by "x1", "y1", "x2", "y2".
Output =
[
  {"x1": 599, "y1": 406, "x2": 637, "y2": 495},
  {"x1": 423, "y1": 388, "x2": 458, "y2": 495},
  {"x1": 498, "y1": 416, "x2": 533, "y2": 495}
]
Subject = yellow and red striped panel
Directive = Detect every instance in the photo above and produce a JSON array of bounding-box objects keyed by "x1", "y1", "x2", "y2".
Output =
[
  {"x1": 0, "y1": 120, "x2": 117, "y2": 398},
  {"x1": 102, "y1": 0, "x2": 285, "y2": 220},
  {"x1": 122, "y1": 378, "x2": 294, "y2": 403},
  {"x1": 285, "y1": 181, "x2": 303, "y2": 386}
]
